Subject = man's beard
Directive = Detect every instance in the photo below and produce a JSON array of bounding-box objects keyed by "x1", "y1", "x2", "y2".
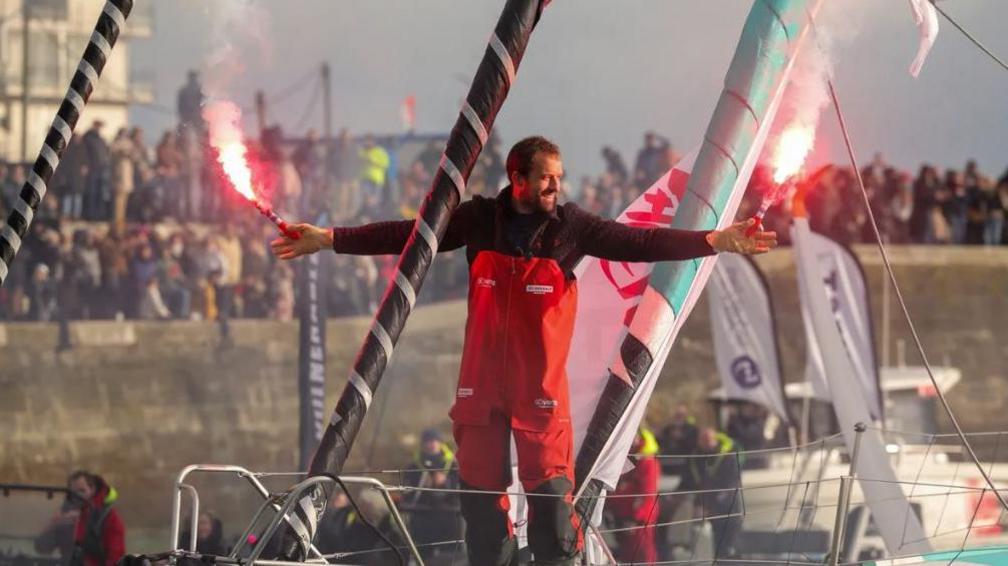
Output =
[{"x1": 529, "y1": 188, "x2": 558, "y2": 213}]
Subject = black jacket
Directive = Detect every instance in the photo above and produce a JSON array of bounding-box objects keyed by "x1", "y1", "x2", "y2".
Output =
[{"x1": 333, "y1": 187, "x2": 714, "y2": 276}]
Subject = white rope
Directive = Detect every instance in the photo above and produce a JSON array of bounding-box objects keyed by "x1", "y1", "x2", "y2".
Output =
[{"x1": 391, "y1": 476, "x2": 843, "y2": 501}]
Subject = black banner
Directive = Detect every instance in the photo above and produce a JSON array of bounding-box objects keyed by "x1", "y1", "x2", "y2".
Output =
[{"x1": 298, "y1": 212, "x2": 328, "y2": 471}]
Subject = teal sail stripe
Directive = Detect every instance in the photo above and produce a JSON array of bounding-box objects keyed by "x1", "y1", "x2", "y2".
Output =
[
  {"x1": 572, "y1": 0, "x2": 821, "y2": 522},
  {"x1": 652, "y1": 0, "x2": 814, "y2": 309},
  {"x1": 868, "y1": 545, "x2": 1008, "y2": 565}
]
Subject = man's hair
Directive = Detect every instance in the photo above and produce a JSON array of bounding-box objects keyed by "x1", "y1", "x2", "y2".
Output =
[{"x1": 506, "y1": 136, "x2": 561, "y2": 180}]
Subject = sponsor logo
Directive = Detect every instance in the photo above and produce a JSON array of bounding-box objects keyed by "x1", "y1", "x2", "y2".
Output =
[
  {"x1": 534, "y1": 398, "x2": 558, "y2": 409},
  {"x1": 475, "y1": 277, "x2": 496, "y2": 288},
  {"x1": 731, "y1": 355, "x2": 762, "y2": 389},
  {"x1": 525, "y1": 284, "x2": 554, "y2": 295},
  {"x1": 457, "y1": 387, "x2": 474, "y2": 398}
]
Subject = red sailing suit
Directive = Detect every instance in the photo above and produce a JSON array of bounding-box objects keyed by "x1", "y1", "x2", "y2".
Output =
[
  {"x1": 609, "y1": 429, "x2": 661, "y2": 564},
  {"x1": 332, "y1": 186, "x2": 714, "y2": 563},
  {"x1": 450, "y1": 250, "x2": 581, "y2": 555}
]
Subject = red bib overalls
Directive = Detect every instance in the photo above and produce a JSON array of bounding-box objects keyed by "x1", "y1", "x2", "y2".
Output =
[{"x1": 450, "y1": 250, "x2": 582, "y2": 563}]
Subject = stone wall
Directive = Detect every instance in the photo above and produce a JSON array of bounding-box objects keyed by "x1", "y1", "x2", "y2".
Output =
[{"x1": 1, "y1": 246, "x2": 1005, "y2": 551}]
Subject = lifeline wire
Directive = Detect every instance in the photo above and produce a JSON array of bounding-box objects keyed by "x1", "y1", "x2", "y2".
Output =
[
  {"x1": 826, "y1": 78, "x2": 1008, "y2": 514},
  {"x1": 328, "y1": 474, "x2": 406, "y2": 566},
  {"x1": 929, "y1": 0, "x2": 1008, "y2": 72}
]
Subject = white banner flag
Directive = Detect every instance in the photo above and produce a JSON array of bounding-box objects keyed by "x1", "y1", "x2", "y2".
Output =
[
  {"x1": 792, "y1": 223, "x2": 882, "y2": 420},
  {"x1": 793, "y1": 217, "x2": 930, "y2": 555},
  {"x1": 566, "y1": 150, "x2": 696, "y2": 490},
  {"x1": 708, "y1": 254, "x2": 791, "y2": 422},
  {"x1": 907, "y1": 0, "x2": 939, "y2": 77}
]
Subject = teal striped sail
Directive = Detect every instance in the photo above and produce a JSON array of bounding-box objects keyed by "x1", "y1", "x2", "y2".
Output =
[{"x1": 574, "y1": 0, "x2": 822, "y2": 535}]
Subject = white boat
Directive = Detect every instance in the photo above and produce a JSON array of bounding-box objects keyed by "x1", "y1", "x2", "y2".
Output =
[{"x1": 667, "y1": 365, "x2": 1008, "y2": 562}]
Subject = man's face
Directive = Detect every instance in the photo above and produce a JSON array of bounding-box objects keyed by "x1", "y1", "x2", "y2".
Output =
[
  {"x1": 69, "y1": 477, "x2": 95, "y2": 503},
  {"x1": 671, "y1": 406, "x2": 688, "y2": 424},
  {"x1": 330, "y1": 491, "x2": 349, "y2": 509},
  {"x1": 513, "y1": 152, "x2": 563, "y2": 214},
  {"x1": 422, "y1": 438, "x2": 441, "y2": 456},
  {"x1": 197, "y1": 514, "x2": 213, "y2": 539},
  {"x1": 699, "y1": 429, "x2": 718, "y2": 453}
]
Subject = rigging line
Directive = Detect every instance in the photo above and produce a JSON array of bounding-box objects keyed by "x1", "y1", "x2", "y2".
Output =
[
  {"x1": 266, "y1": 69, "x2": 322, "y2": 106},
  {"x1": 232, "y1": 69, "x2": 321, "y2": 115},
  {"x1": 393, "y1": 476, "x2": 842, "y2": 501},
  {"x1": 826, "y1": 78, "x2": 1008, "y2": 514},
  {"x1": 327, "y1": 474, "x2": 406, "y2": 566},
  {"x1": 290, "y1": 78, "x2": 324, "y2": 135},
  {"x1": 928, "y1": 0, "x2": 1008, "y2": 73}
]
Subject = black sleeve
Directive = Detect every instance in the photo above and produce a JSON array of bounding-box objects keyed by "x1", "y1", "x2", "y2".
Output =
[
  {"x1": 332, "y1": 199, "x2": 480, "y2": 255},
  {"x1": 568, "y1": 204, "x2": 716, "y2": 262}
]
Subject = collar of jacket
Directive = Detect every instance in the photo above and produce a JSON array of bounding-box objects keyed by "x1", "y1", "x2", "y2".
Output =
[
  {"x1": 86, "y1": 484, "x2": 117, "y2": 509},
  {"x1": 637, "y1": 427, "x2": 660, "y2": 457},
  {"x1": 493, "y1": 186, "x2": 561, "y2": 258}
]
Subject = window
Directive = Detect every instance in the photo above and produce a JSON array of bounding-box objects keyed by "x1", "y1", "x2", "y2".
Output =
[
  {"x1": 20, "y1": 30, "x2": 61, "y2": 90},
  {"x1": 26, "y1": 0, "x2": 69, "y2": 21}
]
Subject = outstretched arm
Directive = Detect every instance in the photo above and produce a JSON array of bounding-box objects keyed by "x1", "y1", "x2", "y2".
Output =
[
  {"x1": 271, "y1": 199, "x2": 480, "y2": 260},
  {"x1": 573, "y1": 206, "x2": 777, "y2": 262}
]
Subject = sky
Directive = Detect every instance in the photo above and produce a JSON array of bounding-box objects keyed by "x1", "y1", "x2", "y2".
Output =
[{"x1": 129, "y1": 0, "x2": 1008, "y2": 182}]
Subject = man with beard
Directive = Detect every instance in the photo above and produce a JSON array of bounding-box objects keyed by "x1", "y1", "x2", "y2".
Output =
[{"x1": 272, "y1": 136, "x2": 777, "y2": 565}]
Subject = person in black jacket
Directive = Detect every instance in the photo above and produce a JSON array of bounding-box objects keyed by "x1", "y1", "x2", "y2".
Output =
[
  {"x1": 179, "y1": 512, "x2": 227, "y2": 556},
  {"x1": 681, "y1": 428, "x2": 743, "y2": 559},
  {"x1": 401, "y1": 429, "x2": 462, "y2": 561},
  {"x1": 316, "y1": 489, "x2": 398, "y2": 566}
]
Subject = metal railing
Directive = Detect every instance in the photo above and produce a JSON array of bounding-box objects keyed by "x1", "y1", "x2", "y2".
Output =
[
  {"x1": 160, "y1": 424, "x2": 1008, "y2": 566},
  {"x1": 168, "y1": 465, "x2": 425, "y2": 566}
]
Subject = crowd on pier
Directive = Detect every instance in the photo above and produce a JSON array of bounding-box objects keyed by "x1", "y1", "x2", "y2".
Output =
[{"x1": 1, "y1": 73, "x2": 1005, "y2": 324}]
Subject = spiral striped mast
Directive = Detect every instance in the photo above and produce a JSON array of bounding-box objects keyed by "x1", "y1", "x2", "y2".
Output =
[
  {"x1": 0, "y1": 1, "x2": 134, "y2": 285},
  {"x1": 277, "y1": 1, "x2": 551, "y2": 557}
]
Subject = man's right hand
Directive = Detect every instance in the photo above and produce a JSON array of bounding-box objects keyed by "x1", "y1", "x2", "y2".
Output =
[{"x1": 270, "y1": 224, "x2": 334, "y2": 260}]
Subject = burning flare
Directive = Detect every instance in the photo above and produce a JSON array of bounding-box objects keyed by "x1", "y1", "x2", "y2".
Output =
[
  {"x1": 746, "y1": 123, "x2": 817, "y2": 236},
  {"x1": 204, "y1": 100, "x2": 257, "y2": 201},
  {"x1": 202, "y1": 100, "x2": 299, "y2": 239},
  {"x1": 771, "y1": 124, "x2": 814, "y2": 184}
]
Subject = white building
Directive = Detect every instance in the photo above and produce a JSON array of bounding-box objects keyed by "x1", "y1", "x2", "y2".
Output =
[{"x1": 0, "y1": 0, "x2": 153, "y2": 162}]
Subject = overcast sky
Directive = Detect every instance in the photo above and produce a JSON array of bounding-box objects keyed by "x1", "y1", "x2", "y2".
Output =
[{"x1": 130, "y1": 1, "x2": 1007, "y2": 181}]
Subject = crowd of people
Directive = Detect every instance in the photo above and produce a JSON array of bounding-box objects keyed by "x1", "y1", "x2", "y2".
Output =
[
  {"x1": 575, "y1": 135, "x2": 1008, "y2": 248},
  {"x1": 0, "y1": 73, "x2": 486, "y2": 323},
  {"x1": 1, "y1": 71, "x2": 1005, "y2": 324}
]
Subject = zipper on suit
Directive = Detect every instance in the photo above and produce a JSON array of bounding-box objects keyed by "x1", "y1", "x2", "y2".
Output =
[{"x1": 501, "y1": 256, "x2": 517, "y2": 408}]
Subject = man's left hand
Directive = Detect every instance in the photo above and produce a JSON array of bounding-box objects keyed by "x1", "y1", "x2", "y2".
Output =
[{"x1": 706, "y1": 218, "x2": 778, "y2": 254}]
